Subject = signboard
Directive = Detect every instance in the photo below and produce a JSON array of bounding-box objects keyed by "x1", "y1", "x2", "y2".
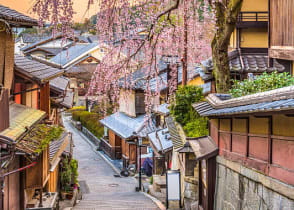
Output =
[
  {"x1": 166, "y1": 170, "x2": 181, "y2": 209},
  {"x1": 138, "y1": 137, "x2": 142, "y2": 146}
]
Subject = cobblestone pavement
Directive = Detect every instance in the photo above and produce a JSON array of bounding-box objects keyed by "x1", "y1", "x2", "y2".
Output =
[{"x1": 62, "y1": 115, "x2": 159, "y2": 210}]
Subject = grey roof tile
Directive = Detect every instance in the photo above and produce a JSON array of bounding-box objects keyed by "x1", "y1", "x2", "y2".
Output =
[
  {"x1": 148, "y1": 128, "x2": 173, "y2": 152},
  {"x1": 14, "y1": 55, "x2": 63, "y2": 83},
  {"x1": 0, "y1": 4, "x2": 37, "y2": 26},
  {"x1": 194, "y1": 98, "x2": 294, "y2": 117},
  {"x1": 50, "y1": 43, "x2": 99, "y2": 67},
  {"x1": 165, "y1": 116, "x2": 183, "y2": 149},
  {"x1": 100, "y1": 112, "x2": 156, "y2": 139},
  {"x1": 50, "y1": 76, "x2": 70, "y2": 93},
  {"x1": 21, "y1": 34, "x2": 48, "y2": 43},
  {"x1": 49, "y1": 132, "x2": 68, "y2": 161}
]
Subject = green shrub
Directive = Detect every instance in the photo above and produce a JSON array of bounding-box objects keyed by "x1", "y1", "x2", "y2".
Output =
[
  {"x1": 69, "y1": 106, "x2": 86, "y2": 113},
  {"x1": 170, "y1": 85, "x2": 208, "y2": 138},
  {"x1": 60, "y1": 157, "x2": 72, "y2": 192},
  {"x1": 72, "y1": 111, "x2": 104, "y2": 139},
  {"x1": 170, "y1": 85, "x2": 204, "y2": 125},
  {"x1": 183, "y1": 117, "x2": 209, "y2": 137},
  {"x1": 70, "y1": 159, "x2": 79, "y2": 185},
  {"x1": 230, "y1": 71, "x2": 294, "y2": 98}
]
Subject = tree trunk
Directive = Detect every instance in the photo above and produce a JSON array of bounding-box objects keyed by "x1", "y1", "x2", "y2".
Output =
[{"x1": 211, "y1": 0, "x2": 243, "y2": 93}]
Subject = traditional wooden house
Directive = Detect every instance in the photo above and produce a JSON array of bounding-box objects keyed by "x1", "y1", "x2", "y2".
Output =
[
  {"x1": 0, "y1": 4, "x2": 38, "y2": 209},
  {"x1": 21, "y1": 33, "x2": 75, "y2": 59},
  {"x1": 148, "y1": 104, "x2": 173, "y2": 175},
  {"x1": 190, "y1": 0, "x2": 293, "y2": 92},
  {"x1": 100, "y1": 111, "x2": 156, "y2": 170},
  {"x1": 15, "y1": 34, "x2": 49, "y2": 54},
  {"x1": 268, "y1": 0, "x2": 294, "y2": 74},
  {"x1": 13, "y1": 54, "x2": 64, "y2": 119},
  {"x1": 0, "y1": 103, "x2": 46, "y2": 209},
  {"x1": 50, "y1": 76, "x2": 74, "y2": 111},
  {"x1": 192, "y1": 85, "x2": 294, "y2": 209}
]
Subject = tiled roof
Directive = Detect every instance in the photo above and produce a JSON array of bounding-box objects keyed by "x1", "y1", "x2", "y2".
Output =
[
  {"x1": 0, "y1": 103, "x2": 46, "y2": 141},
  {"x1": 0, "y1": 5, "x2": 38, "y2": 26},
  {"x1": 49, "y1": 132, "x2": 69, "y2": 163},
  {"x1": 21, "y1": 33, "x2": 62, "y2": 52},
  {"x1": 100, "y1": 112, "x2": 156, "y2": 139},
  {"x1": 50, "y1": 76, "x2": 70, "y2": 93},
  {"x1": 21, "y1": 34, "x2": 48, "y2": 43},
  {"x1": 24, "y1": 47, "x2": 63, "y2": 56},
  {"x1": 148, "y1": 128, "x2": 173, "y2": 153},
  {"x1": 59, "y1": 90, "x2": 74, "y2": 109},
  {"x1": 50, "y1": 43, "x2": 99, "y2": 67},
  {"x1": 14, "y1": 55, "x2": 63, "y2": 83},
  {"x1": 152, "y1": 103, "x2": 170, "y2": 116},
  {"x1": 120, "y1": 60, "x2": 210, "y2": 93},
  {"x1": 195, "y1": 50, "x2": 288, "y2": 81},
  {"x1": 65, "y1": 63, "x2": 97, "y2": 74},
  {"x1": 188, "y1": 136, "x2": 218, "y2": 160},
  {"x1": 193, "y1": 86, "x2": 294, "y2": 117},
  {"x1": 195, "y1": 99, "x2": 294, "y2": 117},
  {"x1": 165, "y1": 116, "x2": 183, "y2": 150},
  {"x1": 16, "y1": 124, "x2": 64, "y2": 155}
]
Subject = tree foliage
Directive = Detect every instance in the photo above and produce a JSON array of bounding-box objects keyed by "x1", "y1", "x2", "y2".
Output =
[
  {"x1": 32, "y1": 0, "x2": 244, "y2": 111},
  {"x1": 170, "y1": 85, "x2": 208, "y2": 137},
  {"x1": 230, "y1": 72, "x2": 294, "y2": 98}
]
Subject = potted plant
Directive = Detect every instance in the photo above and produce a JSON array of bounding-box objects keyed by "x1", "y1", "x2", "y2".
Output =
[{"x1": 60, "y1": 157, "x2": 72, "y2": 200}]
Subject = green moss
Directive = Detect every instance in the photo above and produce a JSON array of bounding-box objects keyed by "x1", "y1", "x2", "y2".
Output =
[{"x1": 30, "y1": 124, "x2": 64, "y2": 154}]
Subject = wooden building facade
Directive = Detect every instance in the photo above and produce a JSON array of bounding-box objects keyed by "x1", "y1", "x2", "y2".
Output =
[
  {"x1": 100, "y1": 89, "x2": 156, "y2": 171},
  {"x1": 193, "y1": 86, "x2": 294, "y2": 209}
]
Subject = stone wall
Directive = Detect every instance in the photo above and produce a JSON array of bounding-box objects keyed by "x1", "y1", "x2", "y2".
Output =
[{"x1": 215, "y1": 157, "x2": 294, "y2": 210}]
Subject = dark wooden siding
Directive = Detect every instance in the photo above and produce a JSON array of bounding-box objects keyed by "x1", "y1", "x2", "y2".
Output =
[
  {"x1": 269, "y1": 0, "x2": 294, "y2": 60},
  {"x1": 135, "y1": 92, "x2": 145, "y2": 114},
  {"x1": 0, "y1": 88, "x2": 9, "y2": 132},
  {"x1": 40, "y1": 82, "x2": 50, "y2": 116}
]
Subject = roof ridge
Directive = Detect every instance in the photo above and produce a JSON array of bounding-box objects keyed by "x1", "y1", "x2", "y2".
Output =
[{"x1": 206, "y1": 85, "x2": 294, "y2": 109}]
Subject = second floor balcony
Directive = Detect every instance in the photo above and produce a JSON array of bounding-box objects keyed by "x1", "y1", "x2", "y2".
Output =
[{"x1": 237, "y1": 11, "x2": 268, "y2": 28}]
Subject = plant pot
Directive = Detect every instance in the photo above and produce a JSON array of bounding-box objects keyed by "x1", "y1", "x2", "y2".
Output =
[
  {"x1": 61, "y1": 191, "x2": 67, "y2": 200},
  {"x1": 66, "y1": 191, "x2": 74, "y2": 200}
]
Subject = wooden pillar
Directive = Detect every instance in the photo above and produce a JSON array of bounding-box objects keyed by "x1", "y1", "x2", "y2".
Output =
[
  {"x1": 14, "y1": 83, "x2": 22, "y2": 104},
  {"x1": 230, "y1": 118, "x2": 233, "y2": 152},
  {"x1": 217, "y1": 119, "x2": 220, "y2": 146},
  {"x1": 268, "y1": 116, "x2": 273, "y2": 164},
  {"x1": 246, "y1": 117, "x2": 249, "y2": 157},
  {"x1": 40, "y1": 82, "x2": 50, "y2": 117},
  {"x1": 0, "y1": 89, "x2": 9, "y2": 132},
  {"x1": 0, "y1": 29, "x2": 14, "y2": 92}
]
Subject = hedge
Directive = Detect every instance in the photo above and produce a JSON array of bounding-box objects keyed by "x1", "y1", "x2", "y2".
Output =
[{"x1": 72, "y1": 111, "x2": 104, "y2": 139}]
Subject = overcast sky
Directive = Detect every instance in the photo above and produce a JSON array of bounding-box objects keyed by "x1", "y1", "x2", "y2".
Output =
[{"x1": 0, "y1": 0, "x2": 98, "y2": 22}]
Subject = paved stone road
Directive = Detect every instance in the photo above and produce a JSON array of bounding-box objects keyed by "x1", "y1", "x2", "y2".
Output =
[{"x1": 63, "y1": 115, "x2": 159, "y2": 210}]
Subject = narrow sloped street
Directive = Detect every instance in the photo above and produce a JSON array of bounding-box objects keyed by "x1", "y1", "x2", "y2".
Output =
[{"x1": 62, "y1": 114, "x2": 160, "y2": 210}]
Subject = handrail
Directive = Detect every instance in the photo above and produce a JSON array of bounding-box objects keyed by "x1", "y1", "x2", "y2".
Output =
[{"x1": 238, "y1": 11, "x2": 268, "y2": 22}]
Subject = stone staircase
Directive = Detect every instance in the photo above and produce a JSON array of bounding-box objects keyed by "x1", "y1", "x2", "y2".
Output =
[{"x1": 73, "y1": 199, "x2": 159, "y2": 210}]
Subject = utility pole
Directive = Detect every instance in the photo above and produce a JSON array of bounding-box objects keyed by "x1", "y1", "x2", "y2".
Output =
[{"x1": 182, "y1": 0, "x2": 188, "y2": 86}]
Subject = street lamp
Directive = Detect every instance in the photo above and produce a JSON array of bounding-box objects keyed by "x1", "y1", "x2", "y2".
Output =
[{"x1": 138, "y1": 136, "x2": 142, "y2": 191}]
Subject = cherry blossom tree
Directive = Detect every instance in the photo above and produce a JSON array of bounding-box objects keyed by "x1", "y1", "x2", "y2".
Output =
[{"x1": 33, "y1": 0, "x2": 243, "y2": 112}]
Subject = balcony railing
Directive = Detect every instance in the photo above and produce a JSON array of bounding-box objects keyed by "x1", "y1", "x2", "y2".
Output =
[
  {"x1": 100, "y1": 137, "x2": 122, "y2": 159},
  {"x1": 237, "y1": 11, "x2": 268, "y2": 28}
]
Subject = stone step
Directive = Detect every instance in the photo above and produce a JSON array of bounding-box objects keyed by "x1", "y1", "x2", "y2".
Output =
[
  {"x1": 74, "y1": 208, "x2": 158, "y2": 210},
  {"x1": 78, "y1": 199, "x2": 152, "y2": 204}
]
